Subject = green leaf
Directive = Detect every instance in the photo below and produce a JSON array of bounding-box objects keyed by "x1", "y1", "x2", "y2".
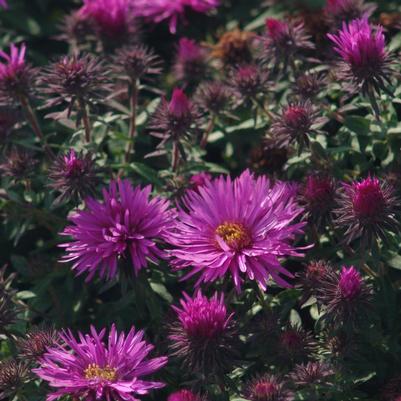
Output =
[{"x1": 344, "y1": 116, "x2": 371, "y2": 136}]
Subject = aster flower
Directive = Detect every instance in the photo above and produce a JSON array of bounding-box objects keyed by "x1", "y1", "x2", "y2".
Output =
[
  {"x1": 0, "y1": 43, "x2": 35, "y2": 105},
  {"x1": 195, "y1": 81, "x2": 232, "y2": 116},
  {"x1": 59, "y1": 10, "x2": 95, "y2": 48},
  {"x1": 333, "y1": 177, "x2": 400, "y2": 244},
  {"x1": 148, "y1": 88, "x2": 201, "y2": 170},
  {"x1": 317, "y1": 266, "x2": 372, "y2": 324},
  {"x1": 173, "y1": 38, "x2": 209, "y2": 86},
  {"x1": 0, "y1": 359, "x2": 30, "y2": 400},
  {"x1": 189, "y1": 172, "x2": 212, "y2": 191},
  {"x1": 80, "y1": 0, "x2": 138, "y2": 48},
  {"x1": 16, "y1": 326, "x2": 60, "y2": 363},
  {"x1": 48, "y1": 149, "x2": 99, "y2": 205},
  {"x1": 33, "y1": 324, "x2": 167, "y2": 401},
  {"x1": 168, "y1": 170, "x2": 307, "y2": 292},
  {"x1": 324, "y1": 0, "x2": 376, "y2": 29},
  {"x1": 300, "y1": 175, "x2": 336, "y2": 225},
  {"x1": 60, "y1": 179, "x2": 173, "y2": 282},
  {"x1": 278, "y1": 326, "x2": 316, "y2": 364},
  {"x1": 168, "y1": 389, "x2": 204, "y2": 401},
  {"x1": 0, "y1": 1, "x2": 8, "y2": 9},
  {"x1": 244, "y1": 374, "x2": 292, "y2": 401},
  {"x1": 261, "y1": 18, "x2": 314, "y2": 75},
  {"x1": 211, "y1": 29, "x2": 256, "y2": 66},
  {"x1": 229, "y1": 64, "x2": 270, "y2": 105},
  {"x1": 113, "y1": 44, "x2": 162, "y2": 83},
  {"x1": 296, "y1": 260, "x2": 331, "y2": 300},
  {"x1": 40, "y1": 54, "x2": 109, "y2": 112},
  {"x1": 269, "y1": 100, "x2": 327, "y2": 150},
  {"x1": 327, "y1": 18, "x2": 394, "y2": 118},
  {"x1": 0, "y1": 147, "x2": 37, "y2": 181},
  {"x1": 289, "y1": 361, "x2": 334, "y2": 388},
  {"x1": 134, "y1": 0, "x2": 219, "y2": 34},
  {"x1": 168, "y1": 291, "x2": 237, "y2": 376},
  {"x1": 292, "y1": 72, "x2": 326, "y2": 100}
]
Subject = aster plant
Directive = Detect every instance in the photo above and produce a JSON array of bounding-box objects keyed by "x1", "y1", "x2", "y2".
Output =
[
  {"x1": 60, "y1": 179, "x2": 174, "y2": 281},
  {"x1": 261, "y1": 18, "x2": 314, "y2": 75},
  {"x1": 323, "y1": 0, "x2": 376, "y2": 29},
  {"x1": 244, "y1": 374, "x2": 292, "y2": 401},
  {"x1": 334, "y1": 176, "x2": 400, "y2": 245},
  {"x1": 148, "y1": 88, "x2": 201, "y2": 171},
  {"x1": 40, "y1": 53, "x2": 109, "y2": 143},
  {"x1": 173, "y1": 38, "x2": 209, "y2": 87},
  {"x1": 79, "y1": 0, "x2": 138, "y2": 49},
  {"x1": 269, "y1": 100, "x2": 327, "y2": 151},
  {"x1": 113, "y1": 44, "x2": 162, "y2": 161},
  {"x1": 33, "y1": 324, "x2": 167, "y2": 401},
  {"x1": 317, "y1": 266, "x2": 372, "y2": 325},
  {"x1": 48, "y1": 149, "x2": 99, "y2": 205},
  {"x1": 169, "y1": 170, "x2": 307, "y2": 292},
  {"x1": 168, "y1": 291, "x2": 237, "y2": 377},
  {"x1": 168, "y1": 389, "x2": 205, "y2": 401},
  {"x1": 328, "y1": 18, "x2": 394, "y2": 118},
  {"x1": 134, "y1": 0, "x2": 220, "y2": 34}
]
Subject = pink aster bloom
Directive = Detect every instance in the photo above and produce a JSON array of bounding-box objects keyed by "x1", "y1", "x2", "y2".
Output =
[
  {"x1": 60, "y1": 179, "x2": 174, "y2": 281},
  {"x1": 33, "y1": 324, "x2": 167, "y2": 401},
  {"x1": 328, "y1": 18, "x2": 394, "y2": 117},
  {"x1": 168, "y1": 291, "x2": 237, "y2": 374},
  {"x1": 334, "y1": 176, "x2": 399, "y2": 244},
  {"x1": 80, "y1": 0, "x2": 137, "y2": 44},
  {"x1": 0, "y1": 1, "x2": 7, "y2": 9},
  {"x1": 134, "y1": 0, "x2": 219, "y2": 34},
  {"x1": 324, "y1": 0, "x2": 376, "y2": 28},
  {"x1": 0, "y1": 43, "x2": 26, "y2": 82},
  {"x1": 338, "y1": 266, "x2": 362, "y2": 299},
  {"x1": 169, "y1": 170, "x2": 307, "y2": 292},
  {"x1": 189, "y1": 172, "x2": 212, "y2": 190},
  {"x1": 168, "y1": 390, "x2": 204, "y2": 401}
]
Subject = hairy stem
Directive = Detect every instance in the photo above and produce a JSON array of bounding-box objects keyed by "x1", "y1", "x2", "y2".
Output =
[
  {"x1": 200, "y1": 114, "x2": 216, "y2": 149},
  {"x1": 20, "y1": 95, "x2": 54, "y2": 159},
  {"x1": 79, "y1": 98, "x2": 92, "y2": 144},
  {"x1": 125, "y1": 82, "x2": 139, "y2": 163}
]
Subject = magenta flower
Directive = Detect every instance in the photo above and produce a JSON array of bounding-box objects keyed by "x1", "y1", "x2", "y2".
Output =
[
  {"x1": 334, "y1": 177, "x2": 399, "y2": 244},
  {"x1": 324, "y1": 0, "x2": 376, "y2": 28},
  {"x1": 300, "y1": 175, "x2": 336, "y2": 225},
  {"x1": 169, "y1": 170, "x2": 307, "y2": 292},
  {"x1": 173, "y1": 38, "x2": 208, "y2": 84},
  {"x1": 0, "y1": 1, "x2": 8, "y2": 9},
  {"x1": 244, "y1": 374, "x2": 292, "y2": 401},
  {"x1": 168, "y1": 390, "x2": 204, "y2": 401},
  {"x1": 134, "y1": 0, "x2": 219, "y2": 34},
  {"x1": 60, "y1": 179, "x2": 174, "y2": 281},
  {"x1": 80, "y1": 0, "x2": 137, "y2": 45},
  {"x1": 168, "y1": 291, "x2": 237, "y2": 374},
  {"x1": 33, "y1": 324, "x2": 167, "y2": 401},
  {"x1": 189, "y1": 172, "x2": 212, "y2": 190},
  {"x1": 338, "y1": 266, "x2": 362, "y2": 299},
  {"x1": 0, "y1": 43, "x2": 34, "y2": 103},
  {"x1": 261, "y1": 18, "x2": 314, "y2": 75},
  {"x1": 328, "y1": 18, "x2": 394, "y2": 117},
  {"x1": 317, "y1": 265, "x2": 371, "y2": 325}
]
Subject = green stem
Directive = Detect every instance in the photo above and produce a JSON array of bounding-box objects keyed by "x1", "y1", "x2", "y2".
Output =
[
  {"x1": 20, "y1": 95, "x2": 54, "y2": 159},
  {"x1": 125, "y1": 82, "x2": 139, "y2": 163},
  {"x1": 79, "y1": 98, "x2": 92, "y2": 143}
]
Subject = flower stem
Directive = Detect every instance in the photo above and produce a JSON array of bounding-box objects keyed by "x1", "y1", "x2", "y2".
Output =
[
  {"x1": 19, "y1": 95, "x2": 54, "y2": 159},
  {"x1": 172, "y1": 141, "x2": 180, "y2": 172},
  {"x1": 125, "y1": 82, "x2": 139, "y2": 163},
  {"x1": 200, "y1": 114, "x2": 216, "y2": 149},
  {"x1": 79, "y1": 98, "x2": 92, "y2": 144}
]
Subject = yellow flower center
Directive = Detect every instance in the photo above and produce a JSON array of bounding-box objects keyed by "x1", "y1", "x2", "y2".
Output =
[
  {"x1": 215, "y1": 222, "x2": 251, "y2": 250},
  {"x1": 84, "y1": 364, "x2": 117, "y2": 381}
]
